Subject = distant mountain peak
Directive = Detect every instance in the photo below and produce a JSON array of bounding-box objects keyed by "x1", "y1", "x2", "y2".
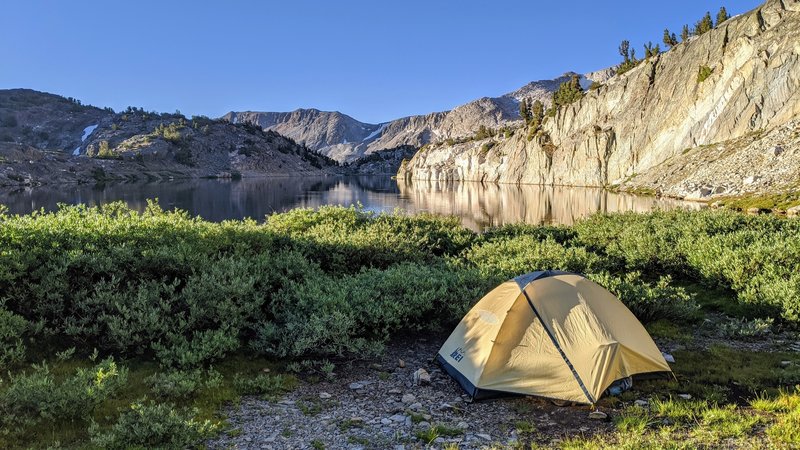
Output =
[{"x1": 225, "y1": 69, "x2": 615, "y2": 162}]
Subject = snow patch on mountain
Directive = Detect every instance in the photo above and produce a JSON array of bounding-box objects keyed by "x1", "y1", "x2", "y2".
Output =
[
  {"x1": 362, "y1": 123, "x2": 387, "y2": 142},
  {"x1": 73, "y1": 124, "x2": 98, "y2": 155}
]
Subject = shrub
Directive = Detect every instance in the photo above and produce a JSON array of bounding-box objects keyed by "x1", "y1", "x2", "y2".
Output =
[
  {"x1": 0, "y1": 306, "x2": 28, "y2": 369},
  {"x1": 697, "y1": 65, "x2": 714, "y2": 83},
  {"x1": 573, "y1": 209, "x2": 800, "y2": 322},
  {"x1": 96, "y1": 140, "x2": 118, "y2": 159},
  {"x1": 89, "y1": 401, "x2": 219, "y2": 449},
  {"x1": 264, "y1": 206, "x2": 476, "y2": 273},
  {"x1": 719, "y1": 317, "x2": 774, "y2": 339},
  {"x1": 463, "y1": 236, "x2": 604, "y2": 282},
  {"x1": 146, "y1": 368, "x2": 222, "y2": 399},
  {"x1": 252, "y1": 261, "x2": 488, "y2": 357},
  {"x1": 0, "y1": 358, "x2": 127, "y2": 433},
  {"x1": 588, "y1": 272, "x2": 700, "y2": 323}
]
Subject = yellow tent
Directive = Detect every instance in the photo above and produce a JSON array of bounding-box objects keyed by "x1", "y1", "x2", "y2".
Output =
[{"x1": 437, "y1": 271, "x2": 671, "y2": 404}]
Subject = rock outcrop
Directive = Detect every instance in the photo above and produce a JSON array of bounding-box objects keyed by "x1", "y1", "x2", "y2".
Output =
[
  {"x1": 400, "y1": 0, "x2": 800, "y2": 199},
  {"x1": 224, "y1": 72, "x2": 608, "y2": 162},
  {"x1": 0, "y1": 91, "x2": 339, "y2": 186}
]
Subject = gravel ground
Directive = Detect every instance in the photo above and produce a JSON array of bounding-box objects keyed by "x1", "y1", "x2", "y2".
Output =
[
  {"x1": 207, "y1": 335, "x2": 614, "y2": 449},
  {"x1": 207, "y1": 321, "x2": 800, "y2": 450}
]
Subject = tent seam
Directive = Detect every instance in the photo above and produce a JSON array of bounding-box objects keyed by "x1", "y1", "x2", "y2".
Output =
[{"x1": 519, "y1": 284, "x2": 596, "y2": 404}]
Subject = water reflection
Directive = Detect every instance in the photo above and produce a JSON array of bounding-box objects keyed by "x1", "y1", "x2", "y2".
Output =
[
  {"x1": 397, "y1": 179, "x2": 702, "y2": 229},
  {"x1": 0, "y1": 176, "x2": 702, "y2": 229}
]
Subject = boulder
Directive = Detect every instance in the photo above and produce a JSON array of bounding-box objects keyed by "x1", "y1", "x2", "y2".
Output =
[
  {"x1": 588, "y1": 411, "x2": 608, "y2": 420},
  {"x1": 743, "y1": 175, "x2": 761, "y2": 185},
  {"x1": 768, "y1": 145, "x2": 784, "y2": 156},
  {"x1": 412, "y1": 368, "x2": 431, "y2": 385}
]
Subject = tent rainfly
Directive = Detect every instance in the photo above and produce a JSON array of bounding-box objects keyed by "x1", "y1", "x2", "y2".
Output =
[{"x1": 437, "y1": 270, "x2": 671, "y2": 404}]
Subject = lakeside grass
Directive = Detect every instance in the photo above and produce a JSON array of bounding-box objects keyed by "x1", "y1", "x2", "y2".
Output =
[{"x1": 1, "y1": 203, "x2": 799, "y2": 448}]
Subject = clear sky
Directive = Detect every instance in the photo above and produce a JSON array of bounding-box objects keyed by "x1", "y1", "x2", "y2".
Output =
[{"x1": 1, "y1": 1, "x2": 759, "y2": 123}]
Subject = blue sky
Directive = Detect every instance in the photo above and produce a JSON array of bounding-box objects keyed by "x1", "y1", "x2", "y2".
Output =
[{"x1": 1, "y1": 1, "x2": 758, "y2": 123}]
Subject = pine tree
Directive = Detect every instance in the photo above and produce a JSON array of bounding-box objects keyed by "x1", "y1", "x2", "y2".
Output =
[
  {"x1": 552, "y1": 75, "x2": 584, "y2": 108},
  {"x1": 663, "y1": 29, "x2": 678, "y2": 48},
  {"x1": 694, "y1": 12, "x2": 713, "y2": 35},
  {"x1": 681, "y1": 24, "x2": 690, "y2": 42},
  {"x1": 531, "y1": 100, "x2": 544, "y2": 130},
  {"x1": 716, "y1": 6, "x2": 730, "y2": 25},
  {"x1": 644, "y1": 42, "x2": 660, "y2": 58},
  {"x1": 619, "y1": 40, "x2": 631, "y2": 63},
  {"x1": 519, "y1": 99, "x2": 531, "y2": 125}
]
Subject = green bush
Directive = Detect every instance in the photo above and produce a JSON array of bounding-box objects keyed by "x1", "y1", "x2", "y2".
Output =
[
  {"x1": 463, "y1": 236, "x2": 604, "y2": 282},
  {"x1": 0, "y1": 306, "x2": 28, "y2": 369},
  {"x1": 573, "y1": 210, "x2": 800, "y2": 321},
  {"x1": 146, "y1": 368, "x2": 222, "y2": 400},
  {"x1": 0, "y1": 358, "x2": 127, "y2": 434},
  {"x1": 253, "y1": 261, "x2": 489, "y2": 357},
  {"x1": 264, "y1": 205, "x2": 476, "y2": 273},
  {"x1": 697, "y1": 65, "x2": 714, "y2": 83},
  {"x1": 89, "y1": 401, "x2": 218, "y2": 449},
  {"x1": 1, "y1": 203, "x2": 798, "y2": 380},
  {"x1": 588, "y1": 272, "x2": 699, "y2": 323}
]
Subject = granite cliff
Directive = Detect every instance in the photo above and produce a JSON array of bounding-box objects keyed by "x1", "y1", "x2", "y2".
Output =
[{"x1": 400, "y1": 0, "x2": 800, "y2": 201}]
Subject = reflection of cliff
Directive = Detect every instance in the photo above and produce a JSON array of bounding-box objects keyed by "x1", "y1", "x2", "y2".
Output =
[
  {"x1": 397, "y1": 180, "x2": 702, "y2": 230},
  {"x1": 1, "y1": 177, "x2": 702, "y2": 229}
]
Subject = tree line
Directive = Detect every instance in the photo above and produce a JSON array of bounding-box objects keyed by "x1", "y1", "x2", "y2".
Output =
[{"x1": 618, "y1": 7, "x2": 730, "y2": 75}]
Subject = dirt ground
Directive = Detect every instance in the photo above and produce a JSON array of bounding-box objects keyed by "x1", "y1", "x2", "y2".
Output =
[{"x1": 208, "y1": 333, "x2": 623, "y2": 450}]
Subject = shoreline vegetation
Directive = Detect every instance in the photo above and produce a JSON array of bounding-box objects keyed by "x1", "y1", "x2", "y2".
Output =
[{"x1": 1, "y1": 203, "x2": 799, "y2": 448}]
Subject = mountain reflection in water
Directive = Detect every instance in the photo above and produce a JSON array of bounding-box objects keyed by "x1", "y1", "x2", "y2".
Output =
[{"x1": 0, "y1": 176, "x2": 702, "y2": 230}]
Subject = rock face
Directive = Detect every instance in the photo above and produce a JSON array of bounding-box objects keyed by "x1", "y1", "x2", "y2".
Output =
[
  {"x1": 0, "y1": 91, "x2": 338, "y2": 186},
  {"x1": 0, "y1": 89, "x2": 109, "y2": 152},
  {"x1": 224, "y1": 72, "x2": 608, "y2": 162},
  {"x1": 400, "y1": 0, "x2": 800, "y2": 199}
]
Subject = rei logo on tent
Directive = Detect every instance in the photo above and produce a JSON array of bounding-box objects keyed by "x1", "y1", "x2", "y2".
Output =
[{"x1": 449, "y1": 347, "x2": 465, "y2": 363}]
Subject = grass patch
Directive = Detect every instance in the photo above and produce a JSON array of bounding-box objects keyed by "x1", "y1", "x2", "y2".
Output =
[
  {"x1": 0, "y1": 354, "x2": 293, "y2": 449},
  {"x1": 646, "y1": 320, "x2": 692, "y2": 344},
  {"x1": 715, "y1": 190, "x2": 800, "y2": 212},
  {"x1": 515, "y1": 420, "x2": 537, "y2": 434},
  {"x1": 414, "y1": 423, "x2": 463, "y2": 443},
  {"x1": 697, "y1": 65, "x2": 714, "y2": 83}
]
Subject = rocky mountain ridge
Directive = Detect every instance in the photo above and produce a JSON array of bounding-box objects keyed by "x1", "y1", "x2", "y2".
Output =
[
  {"x1": 399, "y1": 0, "x2": 800, "y2": 202},
  {"x1": 0, "y1": 89, "x2": 338, "y2": 186},
  {"x1": 224, "y1": 71, "x2": 613, "y2": 162}
]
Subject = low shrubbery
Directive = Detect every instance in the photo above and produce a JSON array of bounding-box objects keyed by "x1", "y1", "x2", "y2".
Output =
[
  {"x1": 0, "y1": 358, "x2": 127, "y2": 433},
  {"x1": 89, "y1": 401, "x2": 219, "y2": 450},
  {"x1": 2, "y1": 203, "x2": 798, "y2": 372},
  {"x1": 0, "y1": 202, "x2": 798, "y2": 447}
]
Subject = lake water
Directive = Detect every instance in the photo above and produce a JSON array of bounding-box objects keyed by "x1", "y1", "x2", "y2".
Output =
[{"x1": 0, "y1": 176, "x2": 702, "y2": 230}]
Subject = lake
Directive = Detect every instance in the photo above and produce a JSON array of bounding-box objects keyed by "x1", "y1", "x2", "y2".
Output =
[{"x1": 0, "y1": 176, "x2": 702, "y2": 230}]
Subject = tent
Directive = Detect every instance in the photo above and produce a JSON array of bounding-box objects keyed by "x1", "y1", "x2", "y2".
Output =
[{"x1": 437, "y1": 270, "x2": 671, "y2": 404}]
